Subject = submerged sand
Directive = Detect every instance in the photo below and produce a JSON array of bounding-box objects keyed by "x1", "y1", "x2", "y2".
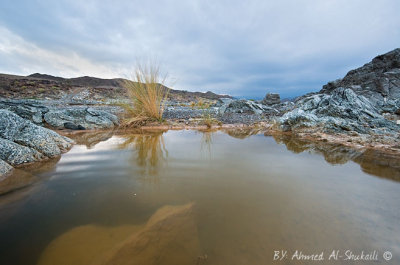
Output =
[{"x1": 38, "y1": 203, "x2": 200, "y2": 265}]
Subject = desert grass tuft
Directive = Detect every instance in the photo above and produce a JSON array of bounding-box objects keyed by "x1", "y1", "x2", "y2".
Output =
[{"x1": 122, "y1": 63, "x2": 169, "y2": 127}]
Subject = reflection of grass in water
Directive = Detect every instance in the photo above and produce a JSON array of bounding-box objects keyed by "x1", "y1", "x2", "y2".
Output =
[
  {"x1": 119, "y1": 131, "x2": 168, "y2": 178},
  {"x1": 199, "y1": 129, "x2": 218, "y2": 158}
]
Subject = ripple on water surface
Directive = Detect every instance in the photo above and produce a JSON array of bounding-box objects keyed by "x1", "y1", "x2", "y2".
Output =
[{"x1": 0, "y1": 129, "x2": 399, "y2": 265}]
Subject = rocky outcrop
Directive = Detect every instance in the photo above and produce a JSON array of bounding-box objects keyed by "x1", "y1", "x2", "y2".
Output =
[
  {"x1": 0, "y1": 98, "x2": 48, "y2": 124},
  {"x1": 44, "y1": 107, "x2": 119, "y2": 130},
  {"x1": 262, "y1": 93, "x2": 280, "y2": 105},
  {"x1": 0, "y1": 138, "x2": 44, "y2": 166},
  {"x1": 224, "y1": 99, "x2": 279, "y2": 115},
  {"x1": 0, "y1": 110, "x2": 73, "y2": 178},
  {"x1": 276, "y1": 48, "x2": 400, "y2": 136},
  {"x1": 321, "y1": 48, "x2": 400, "y2": 108},
  {"x1": 0, "y1": 98, "x2": 121, "y2": 129},
  {"x1": 0, "y1": 110, "x2": 73, "y2": 157},
  {"x1": 277, "y1": 88, "x2": 399, "y2": 133}
]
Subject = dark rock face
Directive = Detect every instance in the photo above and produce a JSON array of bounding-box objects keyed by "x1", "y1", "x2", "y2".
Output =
[
  {"x1": 0, "y1": 110, "x2": 73, "y2": 168},
  {"x1": 63, "y1": 122, "x2": 86, "y2": 130},
  {"x1": 320, "y1": 48, "x2": 400, "y2": 107},
  {"x1": 277, "y1": 48, "x2": 400, "y2": 136},
  {"x1": 262, "y1": 93, "x2": 280, "y2": 105}
]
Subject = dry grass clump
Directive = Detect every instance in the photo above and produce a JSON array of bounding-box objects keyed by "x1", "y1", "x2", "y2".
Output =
[{"x1": 122, "y1": 64, "x2": 169, "y2": 127}]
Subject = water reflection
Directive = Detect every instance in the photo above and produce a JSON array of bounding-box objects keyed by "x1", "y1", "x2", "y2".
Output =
[
  {"x1": 0, "y1": 156, "x2": 60, "y2": 196},
  {"x1": 199, "y1": 129, "x2": 217, "y2": 158},
  {"x1": 270, "y1": 133, "x2": 400, "y2": 181},
  {"x1": 61, "y1": 130, "x2": 114, "y2": 149},
  {"x1": 63, "y1": 128, "x2": 400, "y2": 182},
  {"x1": 119, "y1": 130, "x2": 168, "y2": 177},
  {"x1": 1, "y1": 129, "x2": 400, "y2": 265},
  {"x1": 223, "y1": 127, "x2": 261, "y2": 139}
]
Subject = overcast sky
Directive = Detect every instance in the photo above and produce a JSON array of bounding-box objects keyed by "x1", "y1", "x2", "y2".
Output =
[{"x1": 0, "y1": 0, "x2": 399, "y2": 98}]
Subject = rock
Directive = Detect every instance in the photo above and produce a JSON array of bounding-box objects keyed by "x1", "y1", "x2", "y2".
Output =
[
  {"x1": 0, "y1": 138, "x2": 45, "y2": 166},
  {"x1": 219, "y1": 97, "x2": 234, "y2": 104},
  {"x1": 276, "y1": 48, "x2": 400, "y2": 138},
  {"x1": 224, "y1": 99, "x2": 279, "y2": 115},
  {"x1": 320, "y1": 48, "x2": 400, "y2": 108},
  {"x1": 0, "y1": 98, "x2": 121, "y2": 129},
  {"x1": 163, "y1": 107, "x2": 212, "y2": 120},
  {"x1": 44, "y1": 107, "x2": 119, "y2": 130},
  {"x1": 0, "y1": 109, "x2": 73, "y2": 160},
  {"x1": 0, "y1": 110, "x2": 73, "y2": 187},
  {"x1": 277, "y1": 88, "x2": 399, "y2": 134},
  {"x1": 217, "y1": 98, "x2": 234, "y2": 114},
  {"x1": 64, "y1": 122, "x2": 86, "y2": 130},
  {"x1": 262, "y1": 93, "x2": 280, "y2": 105},
  {"x1": 0, "y1": 159, "x2": 13, "y2": 180},
  {"x1": 0, "y1": 98, "x2": 49, "y2": 125}
]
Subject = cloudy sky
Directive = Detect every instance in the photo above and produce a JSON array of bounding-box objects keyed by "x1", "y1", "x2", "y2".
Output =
[{"x1": 0, "y1": 0, "x2": 399, "y2": 98}]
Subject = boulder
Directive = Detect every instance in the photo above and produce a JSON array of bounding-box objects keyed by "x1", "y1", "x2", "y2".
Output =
[
  {"x1": 217, "y1": 98, "x2": 234, "y2": 114},
  {"x1": 0, "y1": 109, "x2": 73, "y2": 160},
  {"x1": 262, "y1": 93, "x2": 280, "y2": 105},
  {"x1": 224, "y1": 99, "x2": 279, "y2": 115},
  {"x1": 0, "y1": 138, "x2": 45, "y2": 166},
  {"x1": 44, "y1": 107, "x2": 119, "y2": 130}
]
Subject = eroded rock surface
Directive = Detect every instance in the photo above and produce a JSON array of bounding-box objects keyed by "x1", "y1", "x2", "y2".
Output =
[
  {"x1": 321, "y1": 48, "x2": 400, "y2": 106},
  {"x1": 0, "y1": 98, "x2": 121, "y2": 129},
  {"x1": 276, "y1": 48, "x2": 400, "y2": 139},
  {"x1": 0, "y1": 110, "x2": 73, "y2": 179},
  {"x1": 44, "y1": 107, "x2": 119, "y2": 130},
  {"x1": 277, "y1": 88, "x2": 399, "y2": 134}
]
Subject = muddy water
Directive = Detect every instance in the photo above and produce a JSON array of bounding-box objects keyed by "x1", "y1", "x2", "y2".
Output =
[{"x1": 0, "y1": 130, "x2": 399, "y2": 265}]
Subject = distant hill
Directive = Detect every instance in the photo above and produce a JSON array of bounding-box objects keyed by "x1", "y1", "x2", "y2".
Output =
[
  {"x1": 29, "y1": 73, "x2": 66, "y2": 82},
  {"x1": 0, "y1": 73, "x2": 232, "y2": 101}
]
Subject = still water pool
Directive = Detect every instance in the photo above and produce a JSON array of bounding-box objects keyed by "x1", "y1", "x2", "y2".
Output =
[{"x1": 0, "y1": 129, "x2": 399, "y2": 265}]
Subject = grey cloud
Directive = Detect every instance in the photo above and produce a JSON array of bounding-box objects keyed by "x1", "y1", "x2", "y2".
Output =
[{"x1": 0, "y1": 0, "x2": 399, "y2": 98}]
